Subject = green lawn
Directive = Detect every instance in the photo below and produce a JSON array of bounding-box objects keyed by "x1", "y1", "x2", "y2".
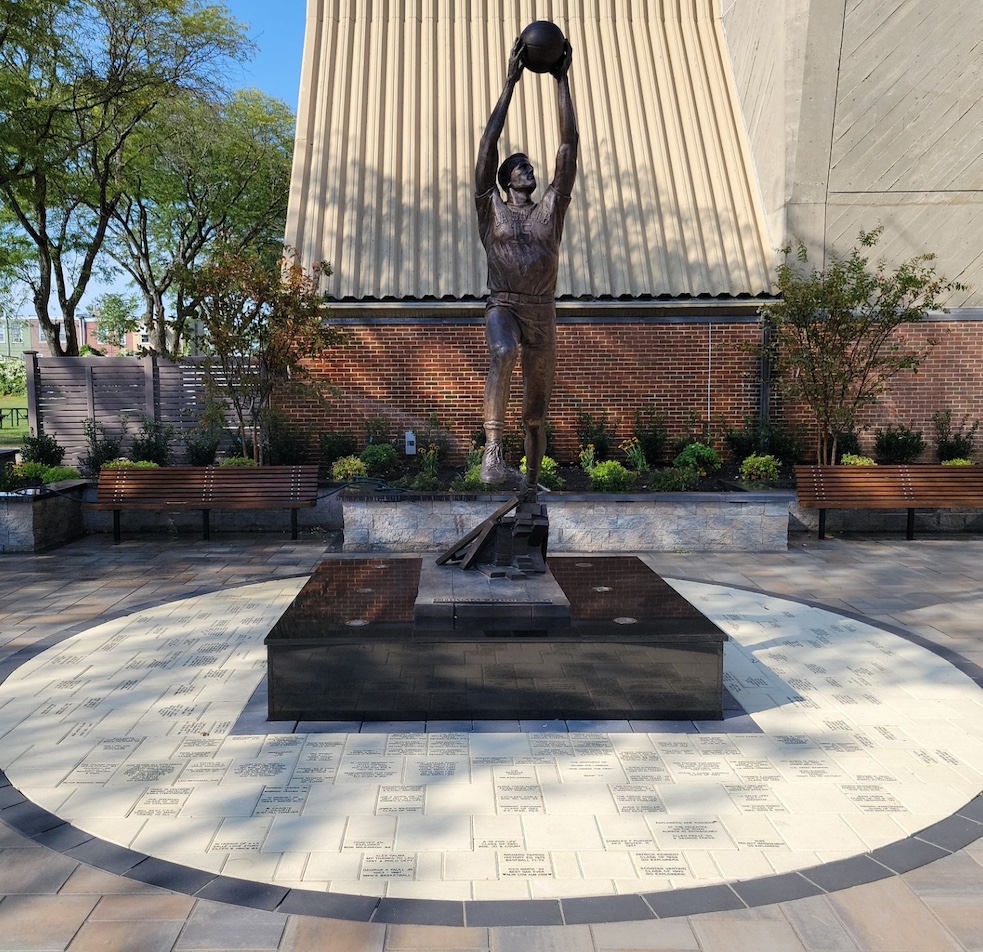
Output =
[{"x1": 0, "y1": 394, "x2": 29, "y2": 447}]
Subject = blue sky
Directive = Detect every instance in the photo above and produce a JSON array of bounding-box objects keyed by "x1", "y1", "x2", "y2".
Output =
[{"x1": 226, "y1": 0, "x2": 307, "y2": 111}]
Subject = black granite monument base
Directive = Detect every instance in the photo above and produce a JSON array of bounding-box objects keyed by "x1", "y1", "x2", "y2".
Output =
[{"x1": 264, "y1": 557, "x2": 727, "y2": 721}]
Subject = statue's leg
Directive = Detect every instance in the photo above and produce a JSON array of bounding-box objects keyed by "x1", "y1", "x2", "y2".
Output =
[
  {"x1": 519, "y1": 333, "x2": 557, "y2": 501},
  {"x1": 481, "y1": 306, "x2": 520, "y2": 483}
]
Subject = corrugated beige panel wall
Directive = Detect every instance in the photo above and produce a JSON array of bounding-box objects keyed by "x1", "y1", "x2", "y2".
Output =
[
  {"x1": 285, "y1": 0, "x2": 773, "y2": 301},
  {"x1": 719, "y1": 0, "x2": 787, "y2": 253},
  {"x1": 822, "y1": 0, "x2": 983, "y2": 306}
]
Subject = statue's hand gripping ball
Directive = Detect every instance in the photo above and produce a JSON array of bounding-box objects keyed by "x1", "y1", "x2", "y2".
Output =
[{"x1": 519, "y1": 21, "x2": 566, "y2": 73}]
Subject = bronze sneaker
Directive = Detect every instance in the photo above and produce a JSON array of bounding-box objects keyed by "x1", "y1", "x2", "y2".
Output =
[{"x1": 479, "y1": 441, "x2": 507, "y2": 483}]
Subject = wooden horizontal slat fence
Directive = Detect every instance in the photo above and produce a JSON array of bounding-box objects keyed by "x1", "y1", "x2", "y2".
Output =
[{"x1": 24, "y1": 352, "x2": 237, "y2": 467}]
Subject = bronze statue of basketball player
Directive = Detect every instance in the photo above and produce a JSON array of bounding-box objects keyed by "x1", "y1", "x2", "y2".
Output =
[{"x1": 475, "y1": 37, "x2": 578, "y2": 502}]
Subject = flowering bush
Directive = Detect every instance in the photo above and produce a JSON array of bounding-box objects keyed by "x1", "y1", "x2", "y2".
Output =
[
  {"x1": 739, "y1": 453, "x2": 781, "y2": 483},
  {"x1": 331, "y1": 455, "x2": 367, "y2": 481},
  {"x1": 0, "y1": 462, "x2": 82, "y2": 491}
]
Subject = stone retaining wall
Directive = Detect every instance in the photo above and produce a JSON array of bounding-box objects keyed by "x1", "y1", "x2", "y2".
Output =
[
  {"x1": 1, "y1": 481, "x2": 88, "y2": 552},
  {"x1": 342, "y1": 492, "x2": 796, "y2": 553}
]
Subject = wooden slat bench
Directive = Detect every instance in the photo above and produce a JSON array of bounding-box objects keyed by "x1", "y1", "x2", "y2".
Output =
[
  {"x1": 794, "y1": 464, "x2": 983, "y2": 540},
  {"x1": 90, "y1": 465, "x2": 320, "y2": 542}
]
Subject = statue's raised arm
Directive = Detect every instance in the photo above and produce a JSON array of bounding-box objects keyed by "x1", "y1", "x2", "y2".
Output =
[
  {"x1": 475, "y1": 40, "x2": 524, "y2": 195},
  {"x1": 550, "y1": 41, "x2": 578, "y2": 196}
]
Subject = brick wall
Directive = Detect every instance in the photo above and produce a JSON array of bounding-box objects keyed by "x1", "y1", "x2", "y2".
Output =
[
  {"x1": 284, "y1": 313, "x2": 762, "y2": 463},
  {"x1": 280, "y1": 312, "x2": 983, "y2": 465}
]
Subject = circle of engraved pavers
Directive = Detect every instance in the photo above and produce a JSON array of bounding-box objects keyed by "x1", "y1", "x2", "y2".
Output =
[{"x1": 0, "y1": 574, "x2": 982, "y2": 907}]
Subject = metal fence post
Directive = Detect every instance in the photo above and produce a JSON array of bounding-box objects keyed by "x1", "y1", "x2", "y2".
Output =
[
  {"x1": 145, "y1": 354, "x2": 158, "y2": 421},
  {"x1": 23, "y1": 351, "x2": 40, "y2": 436}
]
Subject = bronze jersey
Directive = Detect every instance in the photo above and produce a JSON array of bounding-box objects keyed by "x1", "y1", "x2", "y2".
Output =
[{"x1": 475, "y1": 185, "x2": 571, "y2": 298}]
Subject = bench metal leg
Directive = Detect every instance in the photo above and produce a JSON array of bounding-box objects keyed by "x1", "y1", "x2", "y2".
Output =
[
  {"x1": 818, "y1": 510, "x2": 827, "y2": 540},
  {"x1": 202, "y1": 510, "x2": 210, "y2": 541},
  {"x1": 113, "y1": 511, "x2": 121, "y2": 544},
  {"x1": 290, "y1": 509, "x2": 298, "y2": 540},
  {"x1": 907, "y1": 508, "x2": 915, "y2": 541}
]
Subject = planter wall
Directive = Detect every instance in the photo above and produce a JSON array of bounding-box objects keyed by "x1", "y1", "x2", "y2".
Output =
[
  {"x1": 0, "y1": 480, "x2": 88, "y2": 553},
  {"x1": 342, "y1": 492, "x2": 796, "y2": 553}
]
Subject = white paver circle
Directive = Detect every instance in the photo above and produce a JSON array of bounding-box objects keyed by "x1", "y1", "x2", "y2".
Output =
[{"x1": 0, "y1": 572, "x2": 982, "y2": 902}]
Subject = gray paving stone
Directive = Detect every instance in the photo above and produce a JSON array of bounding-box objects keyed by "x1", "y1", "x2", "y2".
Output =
[
  {"x1": 279, "y1": 916, "x2": 386, "y2": 952},
  {"x1": 173, "y1": 900, "x2": 287, "y2": 950},
  {"x1": 488, "y1": 924, "x2": 595, "y2": 952},
  {"x1": 0, "y1": 846, "x2": 79, "y2": 894},
  {"x1": 64, "y1": 918, "x2": 183, "y2": 952},
  {"x1": 691, "y1": 918, "x2": 809, "y2": 952},
  {"x1": 827, "y1": 876, "x2": 964, "y2": 952},
  {"x1": 0, "y1": 895, "x2": 99, "y2": 951},
  {"x1": 778, "y1": 894, "x2": 861, "y2": 952},
  {"x1": 384, "y1": 924, "x2": 490, "y2": 950},
  {"x1": 590, "y1": 917, "x2": 700, "y2": 951}
]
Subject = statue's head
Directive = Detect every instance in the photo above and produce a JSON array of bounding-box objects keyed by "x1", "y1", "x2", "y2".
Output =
[{"x1": 498, "y1": 152, "x2": 535, "y2": 193}]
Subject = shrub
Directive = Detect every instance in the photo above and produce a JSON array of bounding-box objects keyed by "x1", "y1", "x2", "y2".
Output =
[
  {"x1": 450, "y1": 465, "x2": 485, "y2": 493},
  {"x1": 650, "y1": 465, "x2": 700, "y2": 492},
  {"x1": 588, "y1": 459, "x2": 636, "y2": 492},
  {"x1": 725, "y1": 418, "x2": 807, "y2": 466},
  {"x1": 632, "y1": 408, "x2": 668, "y2": 466},
  {"x1": 185, "y1": 429, "x2": 221, "y2": 466},
  {"x1": 130, "y1": 417, "x2": 175, "y2": 466},
  {"x1": 673, "y1": 442, "x2": 722, "y2": 476},
  {"x1": 20, "y1": 432, "x2": 65, "y2": 466},
  {"x1": 331, "y1": 455, "x2": 367, "y2": 481},
  {"x1": 40, "y1": 465, "x2": 82, "y2": 482},
  {"x1": 79, "y1": 420, "x2": 125, "y2": 475},
  {"x1": 319, "y1": 430, "x2": 358, "y2": 466},
  {"x1": 0, "y1": 357, "x2": 27, "y2": 395},
  {"x1": 0, "y1": 464, "x2": 19, "y2": 492},
  {"x1": 874, "y1": 424, "x2": 925, "y2": 464},
  {"x1": 833, "y1": 430, "x2": 861, "y2": 463},
  {"x1": 841, "y1": 453, "x2": 876, "y2": 466},
  {"x1": 576, "y1": 410, "x2": 614, "y2": 461},
  {"x1": 263, "y1": 410, "x2": 310, "y2": 465},
  {"x1": 933, "y1": 409, "x2": 979, "y2": 462},
  {"x1": 739, "y1": 453, "x2": 781, "y2": 484},
  {"x1": 9, "y1": 462, "x2": 48, "y2": 485},
  {"x1": 102, "y1": 459, "x2": 160, "y2": 469},
  {"x1": 943, "y1": 458, "x2": 974, "y2": 466},
  {"x1": 520, "y1": 454, "x2": 565, "y2": 491},
  {"x1": 359, "y1": 442, "x2": 399, "y2": 477},
  {"x1": 218, "y1": 456, "x2": 257, "y2": 467}
]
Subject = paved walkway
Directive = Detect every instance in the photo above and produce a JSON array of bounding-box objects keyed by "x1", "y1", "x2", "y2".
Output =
[{"x1": 2, "y1": 532, "x2": 983, "y2": 951}]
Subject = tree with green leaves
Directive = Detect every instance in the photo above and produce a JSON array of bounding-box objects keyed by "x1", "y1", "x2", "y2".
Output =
[
  {"x1": 189, "y1": 249, "x2": 344, "y2": 464},
  {"x1": 0, "y1": 0, "x2": 250, "y2": 356},
  {"x1": 761, "y1": 227, "x2": 966, "y2": 464},
  {"x1": 106, "y1": 89, "x2": 294, "y2": 358},
  {"x1": 92, "y1": 291, "x2": 140, "y2": 351}
]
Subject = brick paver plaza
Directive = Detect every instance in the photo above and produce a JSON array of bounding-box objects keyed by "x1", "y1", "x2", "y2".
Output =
[{"x1": 2, "y1": 532, "x2": 983, "y2": 951}]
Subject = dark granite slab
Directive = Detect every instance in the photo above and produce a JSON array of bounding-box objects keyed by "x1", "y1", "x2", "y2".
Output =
[{"x1": 266, "y1": 557, "x2": 727, "y2": 721}]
